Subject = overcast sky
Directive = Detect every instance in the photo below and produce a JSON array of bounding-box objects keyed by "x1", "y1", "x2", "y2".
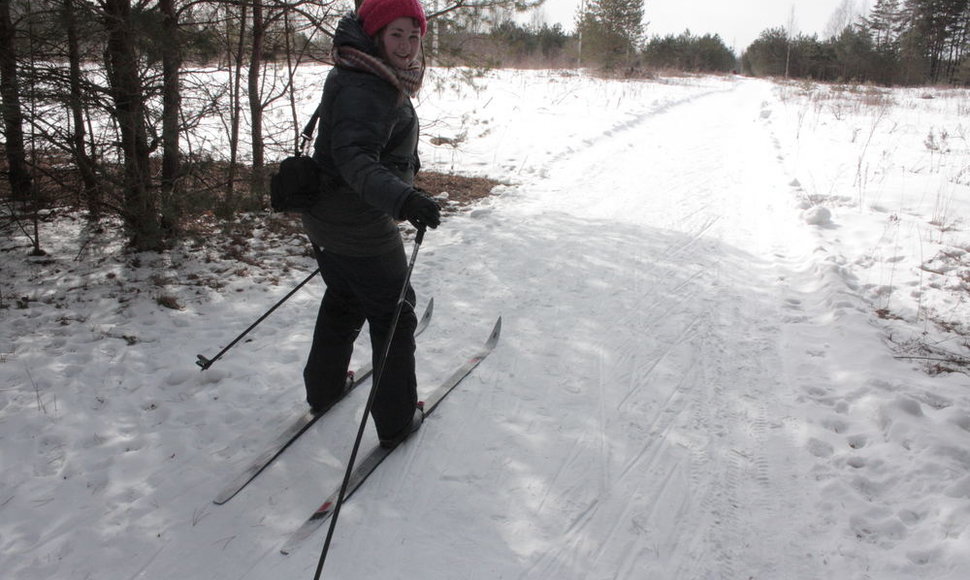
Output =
[{"x1": 529, "y1": 0, "x2": 875, "y2": 51}]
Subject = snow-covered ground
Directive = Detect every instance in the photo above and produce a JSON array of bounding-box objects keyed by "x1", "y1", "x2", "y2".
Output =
[{"x1": 2, "y1": 68, "x2": 969, "y2": 579}]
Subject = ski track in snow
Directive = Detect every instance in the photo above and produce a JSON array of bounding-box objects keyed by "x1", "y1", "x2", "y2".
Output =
[
  {"x1": 476, "y1": 80, "x2": 815, "y2": 580},
  {"x1": 3, "y1": 71, "x2": 970, "y2": 580}
]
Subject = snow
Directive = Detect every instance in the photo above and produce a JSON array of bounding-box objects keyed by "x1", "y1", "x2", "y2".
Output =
[{"x1": 2, "y1": 68, "x2": 970, "y2": 579}]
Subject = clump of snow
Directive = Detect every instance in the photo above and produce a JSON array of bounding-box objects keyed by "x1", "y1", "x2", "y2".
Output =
[{"x1": 803, "y1": 205, "x2": 833, "y2": 226}]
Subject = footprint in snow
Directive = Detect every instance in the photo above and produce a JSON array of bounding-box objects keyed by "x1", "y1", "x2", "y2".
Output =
[
  {"x1": 807, "y1": 437, "x2": 834, "y2": 458},
  {"x1": 847, "y1": 434, "x2": 868, "y2": 449},
  {"x1": 34, "y1": 435, "x2": 67, "y2": 478}
]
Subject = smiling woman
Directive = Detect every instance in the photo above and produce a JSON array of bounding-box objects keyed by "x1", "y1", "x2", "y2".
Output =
[
  {"x1": 297, "y1": 0, "x2": 442, "y2": 452},
  {"x1": 377, "y1": 17, "x2": 424, "y2": 70},
  {"x1": 359, "y1": 0, "x2": 428, "y2": 71}
]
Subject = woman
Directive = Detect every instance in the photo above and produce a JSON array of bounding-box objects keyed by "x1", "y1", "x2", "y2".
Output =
[{"x1": 301, "y1": 0, "x2": 440, "y2": 449}]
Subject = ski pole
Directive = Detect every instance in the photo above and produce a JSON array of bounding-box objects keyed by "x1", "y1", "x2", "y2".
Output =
[
  {"x1": 195, "y1": 268, "x2": 320, "y2": 371},
  {"x1": 313, "y1": 226, "x2": 426, "y2": 580}
]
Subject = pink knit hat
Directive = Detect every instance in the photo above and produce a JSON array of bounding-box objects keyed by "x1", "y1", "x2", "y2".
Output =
[{"x1": 358, "y1": 0, "x2": 427, "y2": 37}]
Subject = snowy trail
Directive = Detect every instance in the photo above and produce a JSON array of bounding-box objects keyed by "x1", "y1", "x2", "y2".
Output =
[
  {"x1": 6, "y1": 74, "x2": 969, "y2": 580},
  {"x1": 265, "y1": 80, "x2": 824, "y2": 579},
  {"x1": 446, "y1": 80, "x2": 820, "y2": 579},
  {"x1": 117, "y1": 80, "x2": 819, "y2": 580}
]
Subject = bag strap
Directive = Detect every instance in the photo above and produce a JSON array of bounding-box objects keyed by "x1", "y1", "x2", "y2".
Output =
[
  {"x1": 297, "y1": 99, "x2": 413, "y2": 163},
  {"x1": 297, "y1": 101, "x2": 324, "y2": 156}
]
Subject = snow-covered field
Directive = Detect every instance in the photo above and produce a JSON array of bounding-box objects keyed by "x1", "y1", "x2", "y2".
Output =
[{"x1": 2, "y1": 68, "x2": 969, "y2": 579}]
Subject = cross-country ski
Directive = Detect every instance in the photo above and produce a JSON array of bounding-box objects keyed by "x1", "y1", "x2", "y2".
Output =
[
  {"x1": 211, "y1": 300, "x2": 434, "y2": 505},
  {"x1": 281, "y1": 317, "x2": 501, "y2": 555}
]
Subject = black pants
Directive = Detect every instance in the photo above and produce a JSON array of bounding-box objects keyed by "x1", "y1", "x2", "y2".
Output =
[{"x1": 304, "y1": 245, "x2": 418, "y2": 440}]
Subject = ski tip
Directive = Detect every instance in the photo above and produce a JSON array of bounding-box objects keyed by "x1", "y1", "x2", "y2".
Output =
[
  {"x1": 486, "y1": 317, "x2": 502, "y2": 348},
  {"x1": 213, "y1": 484, "x2": 242, "y2": 505},
  {"x1": 416, "y1": 297, "x2": 434, "y2": 332},
  {"x1": 422, "y1": 299, "x2": 434, "y2": 322}
]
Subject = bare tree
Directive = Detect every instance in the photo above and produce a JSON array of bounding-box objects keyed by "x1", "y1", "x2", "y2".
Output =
[
  {"x1": 825, "y1": 0, "x2": 864, "y2": 39},
  {"x1": 101, "y1": 0, "x2": 161, "y2": 250},
  {"x1": 62, "y1": 0, "x2": 101, "y2": 220},
  {"x1": 247, "y1": 0, "x2": 265, "y2": 202},
  {"x1": 785, "y1": 5, "x2": 797, "y2": 78},
  {"x1": 228, "y1": 1, "x2": 248, "y2": 208},
  {"x1": 0, "y1": 0, "x2": 33, "y2": 203},
  {"x1": 159, "y1": 0, "x2": 182, "y2": 233}
]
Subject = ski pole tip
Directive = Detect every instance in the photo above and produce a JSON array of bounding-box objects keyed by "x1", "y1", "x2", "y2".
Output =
[{"x1": 196, "y1": 354, "x2": 212, "y2": 370}]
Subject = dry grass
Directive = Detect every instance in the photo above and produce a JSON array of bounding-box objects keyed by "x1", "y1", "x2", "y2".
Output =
[
  {"x1": 415, "y1": 170, "x2": 502, "y2": 209},
  {"x1": 183, "y1": 169, "x2": 501, "y2": 261}
]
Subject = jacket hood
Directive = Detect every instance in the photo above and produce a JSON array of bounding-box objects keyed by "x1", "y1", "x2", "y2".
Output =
[{"x1": 333, "y1": 13, "x2": 380, "y2": 56}]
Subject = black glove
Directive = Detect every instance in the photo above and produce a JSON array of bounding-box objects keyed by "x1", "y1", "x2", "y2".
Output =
[{"x1": 401, "y1": 190, "x2": 441, "y2": 229}]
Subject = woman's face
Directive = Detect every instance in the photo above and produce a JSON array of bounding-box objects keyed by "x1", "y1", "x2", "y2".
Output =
[{"x1": 379, "y1": 17, "x2": 422, "y2": 69}]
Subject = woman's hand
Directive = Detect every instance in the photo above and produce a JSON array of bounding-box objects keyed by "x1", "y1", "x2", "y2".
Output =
[{"x1": 402, "y1": 190, "x2": 441, "y2": 229}]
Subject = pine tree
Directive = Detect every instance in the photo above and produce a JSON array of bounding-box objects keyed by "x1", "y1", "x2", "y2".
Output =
[
  {"x1": 577, "y1": 0, "x2": 645, "y2": 69},
  {"x1": 863, "y1": 0, "x2": 906, "y2": 50},
  {"x1": 902, "y1": 0, "x2": 970, "y2": 83}
]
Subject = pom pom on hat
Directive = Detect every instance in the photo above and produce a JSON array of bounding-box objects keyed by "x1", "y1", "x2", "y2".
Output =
[{"x1": 358, "y1": 0, "x2": 428, "y2": 37}]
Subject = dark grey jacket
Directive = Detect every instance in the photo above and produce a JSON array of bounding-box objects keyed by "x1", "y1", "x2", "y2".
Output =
[{"x1": 301, "y1": 15, "x2": 420, "y2": 257}]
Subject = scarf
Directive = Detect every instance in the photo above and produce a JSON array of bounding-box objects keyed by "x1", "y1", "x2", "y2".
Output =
[{"x1": 332, "y1": 45, "x2": 424, "y2": 98}]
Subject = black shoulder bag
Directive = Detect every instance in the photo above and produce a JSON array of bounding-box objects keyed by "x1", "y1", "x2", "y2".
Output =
[{"x1": 270, "y1": 105, "x2": 324, "y2": 213}]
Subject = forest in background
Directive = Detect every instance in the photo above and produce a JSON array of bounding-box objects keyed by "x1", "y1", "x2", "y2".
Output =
[{"x1": 1, "y1": 0, "x2": 969, "y2": 253}]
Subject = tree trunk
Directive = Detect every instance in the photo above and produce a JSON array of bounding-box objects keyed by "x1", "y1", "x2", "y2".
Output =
[
  {"x1": 248, "y1": 0, "x2": 265, "y2": 204},
  {"x1": 0, "y1": 0, "x2": 33, "y2": 202},
  {"x1": 103, "y1": 0, "x2": 161, "y2": 250},
  {"x1": 64, "y1": 0, "x2": 101, "y2": 219},
  {"x1": 159, "y1": 0, "x2": 182, "y2": 234},
  {"x1": 227, "y1": 2, "x2": 247, "y2": 207},
  {"x1": 284, "y1": 8, "x2": 300, "y2": 154}
]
